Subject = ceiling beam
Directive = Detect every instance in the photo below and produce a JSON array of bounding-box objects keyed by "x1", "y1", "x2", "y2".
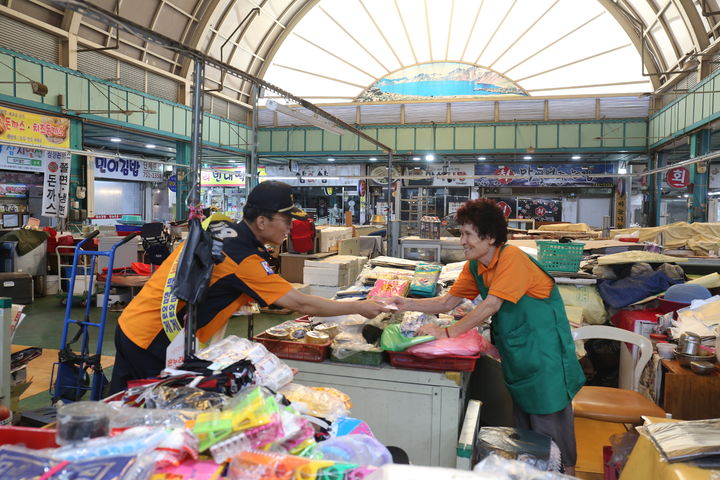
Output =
[{"x1": 598, "y1": 0, "x2": 661, "y2": 90}]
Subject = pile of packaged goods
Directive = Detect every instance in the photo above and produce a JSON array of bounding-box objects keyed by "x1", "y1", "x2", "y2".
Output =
[{"x1": 0, "y1": 336, "x2": 394, "y2": 479}]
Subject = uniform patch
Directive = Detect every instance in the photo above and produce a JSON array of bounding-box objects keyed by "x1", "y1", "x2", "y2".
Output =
[{"x1": 261, "y1": 261, "x2": 274, "y2": 275}]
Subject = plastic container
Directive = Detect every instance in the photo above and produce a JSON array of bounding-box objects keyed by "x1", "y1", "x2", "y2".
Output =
[
  {"x1": 115, "y1": 224, "x2": 142, "y2": 237},
  {"x1": 56, "y1": 401, "x2": 111, "y2": 445},
  {"x1": 0, "y1": 426, "x2": 59, "y2": 449},
  {"x1": 388, "y1": 352, "x2": 480, "y2": 372},
  {"x1": 656, "y1": 343, "x2": 675, "y2": 359},
  {"x1": 330, "y1": 350, "x2": 385, "y2": 366},
  {"x1": 535, "y1": 241, "x2": 585, "y2": 273},
  {"x1": 253, "y1": 333, "x2": 330, "y2": 362}
]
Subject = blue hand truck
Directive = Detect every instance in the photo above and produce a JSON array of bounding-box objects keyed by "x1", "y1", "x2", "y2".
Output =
[{"x1": 50, "y1": 230, "x2": 139, "y2": 403}]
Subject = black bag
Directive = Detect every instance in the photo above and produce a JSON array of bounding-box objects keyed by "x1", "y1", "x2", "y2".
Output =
[{"x1": 171, "y1": 218, "x2": 224, "y2": 304}]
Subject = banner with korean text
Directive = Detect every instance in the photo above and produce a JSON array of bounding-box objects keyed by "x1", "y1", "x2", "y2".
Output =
[
  {"x1": 0, "y1": 105, "x2": 70, "y2": 149},
  {"x1": 41, "y1": 153, "x2": 71, "y2": 218},
  {"x1": 93, "y1": 156, "x2": 164, "y2": 182}
]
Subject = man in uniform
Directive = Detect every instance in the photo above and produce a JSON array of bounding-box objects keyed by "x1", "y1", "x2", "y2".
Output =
[{"x1": 110, "y1": 181, "x2": 390, "y2": 393}]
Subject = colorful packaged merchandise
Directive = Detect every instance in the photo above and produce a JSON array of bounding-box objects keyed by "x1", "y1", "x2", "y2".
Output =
[
  {"x1": 408, "y1": 263, "x2": 441, "y2": 297},
  {"x1": 368, "y1": 279, "x2": 410, "y2": 299}
]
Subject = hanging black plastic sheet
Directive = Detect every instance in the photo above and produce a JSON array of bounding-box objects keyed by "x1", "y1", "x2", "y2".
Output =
[{"x1": 171, "y1": 218, "x2": 223, "y2": 304}]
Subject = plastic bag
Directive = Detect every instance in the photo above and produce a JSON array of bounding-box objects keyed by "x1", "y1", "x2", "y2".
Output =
[
  {"x1": 279, "y1": 383, "x2": 350, "y2": 421},
  {"x1": 317, "y1": 434, "x2": 392, "y2": 466},
  {"x1": 171, "y1": 218, "x2": 224, "y2": 304},
  {"x1": 379, "y1": 324, "x2": 435, "y2": 352},
  {"x1": 473, "y1": 453, "x2": 573, "y2": 479},
  {"x1": 406, "y1": 328, "x2": 495, "y2": 358},
  {"x1": 557, "y1": 285, "x2": 608, "y2": 325}
]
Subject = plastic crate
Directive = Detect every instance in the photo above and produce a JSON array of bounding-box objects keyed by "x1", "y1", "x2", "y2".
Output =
[
  {"x1": 388, "y1": 352, "x2": 480, "y2": 372},
  {"x1": 535, "y1": 240, "x2": 585, "y2": 273},
  {"x1": 253, "y1": 333, "x2": 330, "y2": 362},
  {"x1": 115, "y1": 224, "x2": 142, "y2": 237},
  {"x1": 0, "y1": 426, "x2": 59, "y2": 449},
  {"x1": 330, "y1": 350, "x2": 385, "y2": 366}
]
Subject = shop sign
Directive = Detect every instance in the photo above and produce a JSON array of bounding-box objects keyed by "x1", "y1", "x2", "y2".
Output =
[
  {"x1": 168, "y1": 174, "x2": 177, "y2": 192},
  {"x1": 492, "y1": 198, "x2": 517, "y2": 218},
  {"x1": 517, "y1": 198, "x2": 562, "y2": 222},
  {"x1": 474, "y1": 163, "x2": 614, "y2": 187},
  {"x1": 264, "y1": 165, "x2": 361, "y2": 187},
  {"x1": 406, "y1": 164, "x2": 475, "y2": 186},
  {"x1": 0, "y1": 105, "x2": 70, "y2": 149},
  {"x1": 201, "y1": 166, "x2": 247, "y2": 187},
  {"x1": 41, "y1": 153, "x2": 71, "y2": 218},
  {"x1": 0, "y1": 145, "x2": 61, "y2": 173},
  {"x1": 93, "y1": 156, "x2": 164, "y2": 182},
  {"x1": 666, "y1": 167, "x2": 690, "y2": 189}
]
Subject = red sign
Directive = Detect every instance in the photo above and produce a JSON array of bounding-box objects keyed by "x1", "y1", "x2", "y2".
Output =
[
  {"x1": 495, "y1": 166, "x2": 515, "y2": 185},
  {"x1": 535, "y1": 206, "x2": 547, "y2": 217},
  {"x1": 667, "y1": 167, "x2": 690, "y2": 188},
  {"x1": 496, "y1": 201, "x2": 512, "y2": 218}
]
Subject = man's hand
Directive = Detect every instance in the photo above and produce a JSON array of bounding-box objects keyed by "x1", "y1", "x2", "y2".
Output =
[{"x1": 354, "y1": 299, "x2": 393, "y2": 318}]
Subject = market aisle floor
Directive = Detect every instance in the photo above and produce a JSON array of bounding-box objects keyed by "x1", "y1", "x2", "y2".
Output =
[{"x1": 12, "y1": 295, "x2": 295, "y2": 412}]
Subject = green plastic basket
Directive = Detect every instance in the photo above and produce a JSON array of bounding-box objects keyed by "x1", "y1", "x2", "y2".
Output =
[{"x1": 535, "y1": 241, "x2": 585, "y2": 273}]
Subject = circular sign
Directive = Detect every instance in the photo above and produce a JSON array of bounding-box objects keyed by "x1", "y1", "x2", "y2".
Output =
[
  {"x1": 495, "y1": 166, "x2": 515, "y2": 185},
  {"x1": 496, "y1": 201, "x2": 512, "y2": 218},
  {"x1": 167, "y1": 174, "x2": 177, "y2": 192},
  {"x1": 666, "y1": 167, "x2": 690, "y2": 188},
  {"x1": 535, "y1": 206, "x2": 547, "y2": 217},
  {"x1": 47, "y1": 161, "x2": 58, "y2": 173}
]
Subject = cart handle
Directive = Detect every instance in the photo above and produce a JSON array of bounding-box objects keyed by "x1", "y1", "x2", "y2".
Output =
[
  {"x1": 117, "y1": 232, "x2": 138, "y2": 246},
  {"x1": 76, "y1": 230, "x2": 100, "y2": 249}
]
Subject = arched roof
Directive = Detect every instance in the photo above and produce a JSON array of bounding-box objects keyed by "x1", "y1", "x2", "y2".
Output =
[{"x1": 7, "y1": 0, "x2": 720, "y2": 104}]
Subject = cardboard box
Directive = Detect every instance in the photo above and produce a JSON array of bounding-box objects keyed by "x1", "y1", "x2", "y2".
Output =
[
  {"x1": 303, "y1": 255, "x2": 368, "y2": 287},
  {"x1": 338, "y1": 237, "x2": 360, "y2": 256},
  {"x1": 302, "y1": 284, "x2": 341, "y2": 298},
  {"x1": 280, "y1": 252, "x2": 335, "y2": 283},
  {"x1": 303, "y1": 266, "x2": 351, "y2": 287},
  {"x1": 318, "y1": 227, "x2": 353, "y2": 252}
]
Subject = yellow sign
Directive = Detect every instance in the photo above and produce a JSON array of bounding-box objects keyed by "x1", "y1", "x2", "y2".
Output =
[
  {"x1": 201, "y1": 166, "x2": 266, "y2": 187},
  {"x1": 0, "y1": 106, "x2": 70, "y2": 149}
]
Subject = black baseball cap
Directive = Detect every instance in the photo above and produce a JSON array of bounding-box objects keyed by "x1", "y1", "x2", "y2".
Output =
[{"x1": 245, "y1": 181, "x2": 307, "y2": 219}]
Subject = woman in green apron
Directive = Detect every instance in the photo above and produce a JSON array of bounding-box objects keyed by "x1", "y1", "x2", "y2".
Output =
[{"x1": 391, "y1": 199, "x2": 585, "y2": 474}]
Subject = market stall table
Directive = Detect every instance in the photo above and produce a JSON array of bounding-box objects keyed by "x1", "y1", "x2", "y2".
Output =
[
  {"x1": 285, "y1": 359, "x2": 471, "y2": 467},
  {"x1": 620, "y1": 416, "x2": 715, "y2": 480}
]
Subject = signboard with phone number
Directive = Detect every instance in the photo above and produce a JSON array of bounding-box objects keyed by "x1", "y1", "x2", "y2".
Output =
[{"x1": 94, "y1": 156, "x2": 163, "y2": 182}]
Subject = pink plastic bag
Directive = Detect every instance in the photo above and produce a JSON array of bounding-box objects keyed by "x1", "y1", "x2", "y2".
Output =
[{"x1": 406, "y1": 328, "x2": 499, "y2": 358}]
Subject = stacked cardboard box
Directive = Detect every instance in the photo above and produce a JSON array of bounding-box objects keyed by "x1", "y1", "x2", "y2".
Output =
[
  {"x1": 303, "y1": 255, "x2": 368, "y2": 287},
  {"x1": 317, "y1": 227, "x2": 353, "y2": 252}
]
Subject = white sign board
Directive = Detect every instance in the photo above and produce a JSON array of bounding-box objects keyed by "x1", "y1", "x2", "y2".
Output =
[
  {"x1": 0, "y1": 145, "x2": 54, "y2": 172},
  {"x1": 41, "y1": 153, "x2": 71, "y2": 218},
  {"x1": 430, "y1": 164, "x2": 475, "y2": 186},
  {"x1": 93, "y1": 156, "x2": 164, "y2": 182},
  {"x1": 264, "y1": 165, "x2": 362, "y2": 187}
]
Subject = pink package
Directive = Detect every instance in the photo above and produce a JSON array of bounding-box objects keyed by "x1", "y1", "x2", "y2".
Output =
[{"x1": 406, "y1": 328, "x2": 499, "y2": 358}]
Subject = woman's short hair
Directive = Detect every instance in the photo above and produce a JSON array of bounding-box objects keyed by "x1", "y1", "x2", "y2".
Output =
[{"x1": 455, "y1": 199, "x2": 508, "y2": 245}]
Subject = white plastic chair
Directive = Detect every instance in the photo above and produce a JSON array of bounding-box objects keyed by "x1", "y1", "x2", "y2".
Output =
[{"x1": 571, "y1": 325, "x2": 664, "y2": 424}]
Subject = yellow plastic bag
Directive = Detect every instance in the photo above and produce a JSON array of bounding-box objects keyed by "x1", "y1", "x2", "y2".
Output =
[{"x1": 558, "y1": 284, "x2": 607, "y2": 325}]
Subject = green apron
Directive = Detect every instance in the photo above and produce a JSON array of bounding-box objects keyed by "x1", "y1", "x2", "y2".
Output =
[{"x1": 470, "y1": 245, "x2": 585, "y2": 415}]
